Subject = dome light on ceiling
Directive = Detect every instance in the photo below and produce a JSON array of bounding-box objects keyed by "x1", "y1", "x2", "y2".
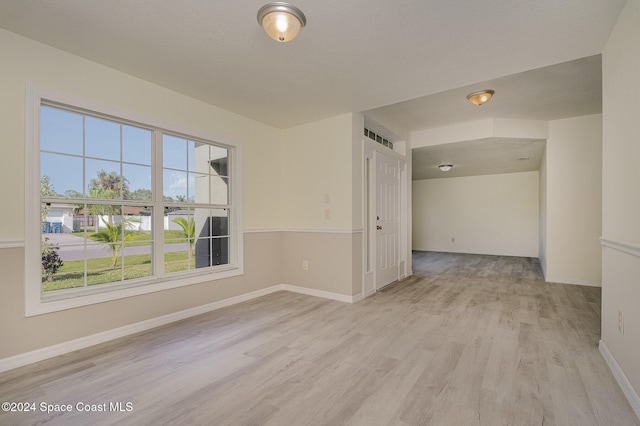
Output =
[
  {"x1": 466, "y1": 90, "x2": 495, "y2": 106},
  {"x1": 257, "y1": 2, "x2": 307, "y2": 42}
]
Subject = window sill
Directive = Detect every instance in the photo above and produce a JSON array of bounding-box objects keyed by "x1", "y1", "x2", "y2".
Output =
[{"x1": 27, "y1": 266, "x2": 243, "y2": 317}]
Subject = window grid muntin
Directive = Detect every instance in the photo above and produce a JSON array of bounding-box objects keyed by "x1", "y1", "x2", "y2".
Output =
[
  {"x1": 39, "y1": 102, "x2": 234, "y2": 296},
  {"x1": 41, "y1": 102, "x2": 154, "y2": 201},
  {"x1": 40, "y1": 200, "x2": 155, "y2": 291},
  {"x1": 161, "y1": 132, "x2": 231, "y2": 206}
]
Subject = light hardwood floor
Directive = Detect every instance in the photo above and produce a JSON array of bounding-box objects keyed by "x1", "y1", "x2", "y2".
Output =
[{"x1": 1, "y1": 252, "x2": 638, "y2": 425}]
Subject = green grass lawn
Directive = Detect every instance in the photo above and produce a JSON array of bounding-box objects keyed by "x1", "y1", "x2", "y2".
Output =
[{"x1": 42, "y1": 250, "x2": 196, "y2": 291}]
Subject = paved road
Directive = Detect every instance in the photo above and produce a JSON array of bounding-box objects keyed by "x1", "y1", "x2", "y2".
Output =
[{"x1": 42, "y1": 233, "x2": 189, "y2": 261}]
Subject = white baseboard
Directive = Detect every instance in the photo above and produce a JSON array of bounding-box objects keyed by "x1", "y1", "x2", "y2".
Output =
[
  {"x1": 0, "y1": 285, "x2": 283, "y2": 374},
  {"x1": 545, "y1": 276, "x2": 601, "y2": 287},
  {"x1": 599, "y1": 340, "x2": 640, "y2": 420},
  {"x1": 281, "y1": 283, "x2": 362, "y2": 304},
  {"x1": 399, "y1": 272, "x2": 413, "y2": 281},
  {"x1": 351, "y1": 292, "x2": 364, "y2": 303},
  {"x1": 363, "y1": 289, "x2": 376, "y2": 298},
  {"x1": 0, "y1": 283, "x2": 366, "y2": 374}
]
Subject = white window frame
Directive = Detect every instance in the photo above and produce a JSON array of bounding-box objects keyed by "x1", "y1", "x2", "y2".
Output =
[{"x1": 25, "y1": 84, "x2": 244, "y2": 316}]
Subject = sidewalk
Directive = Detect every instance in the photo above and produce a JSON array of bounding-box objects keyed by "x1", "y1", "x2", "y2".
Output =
[
  {"x1": 42, "y1": 232, "x2": 188, "y2": 261},
  {"x1": 42, "y1": 232, "x2": 100, "y2": 246}
]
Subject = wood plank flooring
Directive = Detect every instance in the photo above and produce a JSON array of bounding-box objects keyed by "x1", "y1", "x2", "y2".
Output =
[{"x1": 1, "y1": 251, "x2": 638, "y2": 425}]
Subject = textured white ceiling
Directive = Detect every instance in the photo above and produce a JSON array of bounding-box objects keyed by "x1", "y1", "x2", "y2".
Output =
[
  {"x1": 0, "y1": 0, "x2": 625, "y2": 129},
  {"x1": 412, "y1": 138, "x2": 546, "y2": 181},
  {"x1": 366, "y1": 55, "x2": 602, "y2": 135},
  {"x1": 371, "y1": 56, "x2": 601, "y2": 181}
]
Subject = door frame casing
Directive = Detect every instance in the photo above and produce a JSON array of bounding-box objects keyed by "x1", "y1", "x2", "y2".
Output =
[{"x1": 362, "y1": 138, "x2": 409, "y2": 297}]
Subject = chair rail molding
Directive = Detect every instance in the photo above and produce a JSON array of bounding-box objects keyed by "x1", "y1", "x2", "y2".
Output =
[
  {"x1": 0, "y1": 239, "x2": 25, "y2": 249},
  {"x1": 244, "y1": 228, "x2": 364, "y2": 234},
  {"x1": 600, "y1": 237, "x2": 640, "y2": 258}
]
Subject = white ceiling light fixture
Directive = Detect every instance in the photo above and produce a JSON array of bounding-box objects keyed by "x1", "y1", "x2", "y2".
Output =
[
  {"x1": 439, "y1": 164, "x2": 453, "y2": 172},
  {"x1": 257, "y1": 2, "x2": 307, "y2": 43},
  {"x1": 466, "y1": 89, "x2": 495, "y2": 106}
]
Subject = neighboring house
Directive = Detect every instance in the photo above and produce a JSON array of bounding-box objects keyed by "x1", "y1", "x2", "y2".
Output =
[
  {"x1": 75, "y1": 206, "x2": 151, "y2": 231},
  {"x1": 43, "y1": 204, "x2": 75, "y2": 233}
]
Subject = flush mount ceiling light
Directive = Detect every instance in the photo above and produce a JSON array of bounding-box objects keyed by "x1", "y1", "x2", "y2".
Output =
[
  {"x1": 439, "y1": 164, "x2": 453, "y2": 172},
  {"x1": 466, "y1": 90, "x2": 495, "y2": 106},
  {"x1": 257, "y1": 2, "x2": 307, "y2": 42}
]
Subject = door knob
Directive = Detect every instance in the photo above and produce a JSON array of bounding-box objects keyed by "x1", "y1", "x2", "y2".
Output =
[{"x1": 377, "y1": 225, "x2": 383, "y2": 230}]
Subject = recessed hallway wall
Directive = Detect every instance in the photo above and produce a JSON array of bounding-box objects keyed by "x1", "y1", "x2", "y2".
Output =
[{"x1": 412, "y1": 171, "x2": 539, "y2": 257}]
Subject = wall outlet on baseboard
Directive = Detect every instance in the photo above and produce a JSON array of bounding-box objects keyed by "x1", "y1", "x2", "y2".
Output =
[
  {"x1": 451, "y1": 237, "x2": 455, "y2": 243},
  {"x1": 618, "y1": 310, "x2": 624, "y2": 334},
  {"x1": 302, "y1": 260, "x2": 309, "y2": 271}
]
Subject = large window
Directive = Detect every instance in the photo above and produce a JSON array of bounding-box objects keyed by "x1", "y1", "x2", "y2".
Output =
[{"x1": 26, "y1": 87, "x2": 242, "y2": 315}]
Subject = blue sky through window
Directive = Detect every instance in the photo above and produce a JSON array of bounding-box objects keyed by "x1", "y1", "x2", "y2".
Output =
[
  {"x1": 40, "y1": 105, "x2": 152, "y2": 198},
  {"x1": 40, "y1": 105, "x2": 225, "y2": 202}
]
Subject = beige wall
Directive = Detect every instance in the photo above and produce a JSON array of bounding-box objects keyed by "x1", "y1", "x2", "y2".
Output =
[
  {"x1": 411, "y1": 118, "x2": 548, "y2": 149},
  {"x1": 538, "y1": 147, "x2": 548, "y2": 275},
  {"x1": 281, "y1": 114, "x2": 357, "y2": 230},
  {"x1": 0, "y1": 29, "x2": 377, "y2": 361},
  {"x1": 279, "y1": 113, "x2": 366, "y2": 297},
  {"x1": 351, "y1": 113, "x2": 365, "y2": 230},
  {"x1": 0, "y1": 30, "x2": 285, "y2": 359},
  {"x1": 0, "y1": 232, "x2": 283, "y2": 358},
  {"x1": 412, "y1": 172, "x2": 539, "y2": 257},
  {"x1": 0, "y1": 29, "x2": 283, "y2": 234},
  {"x1": 412, "y1": 112, "x2": 603, "y2": 286},
  {"x1": 602, "y1": 0, "x2": 640, "y2": 401},
  {"x1": 544, "y1": 114, "x2": 602, "y2": 286},
  {"x1": 281, "y1": 231, "x2": 362, "y2": 297}
]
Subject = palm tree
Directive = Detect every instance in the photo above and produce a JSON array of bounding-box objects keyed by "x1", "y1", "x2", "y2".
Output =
[
  {"x1": 40, "y1": 175, "x2": 57, "y2": 222},
  {"x1": 172, "y1": 216, "x2": 195, "y2": 257},
  {"x1": 87, "y1": 188, "x2": 112, "y2": 231},
  {"x1": 89, "y1": 218, "x2": 135, "y2": 268},
  {"x1": 89, "y1": 170, "x2": 130, "y2": 224},
  {"x1": 89, "y1": 169, "x2": 130, "y2": 197}
]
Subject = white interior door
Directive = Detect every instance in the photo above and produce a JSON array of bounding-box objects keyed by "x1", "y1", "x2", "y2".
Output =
[{"x1": 376, "y1": 151, "x2": 399, "y2": 289}]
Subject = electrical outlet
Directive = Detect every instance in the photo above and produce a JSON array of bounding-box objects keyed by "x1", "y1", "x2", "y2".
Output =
[
  {"x1": 302, "y1": 260, "x2": 309, "y2": 271},
  {"x1": 324, "y1": 209, "x2": 331, "y2": 220},
  {"x1": 451, "y1": 237, "x2": 455, "y2": 243},
  {"x1": 619, "y1": 310, "x2": 624, "y2": 334}
]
